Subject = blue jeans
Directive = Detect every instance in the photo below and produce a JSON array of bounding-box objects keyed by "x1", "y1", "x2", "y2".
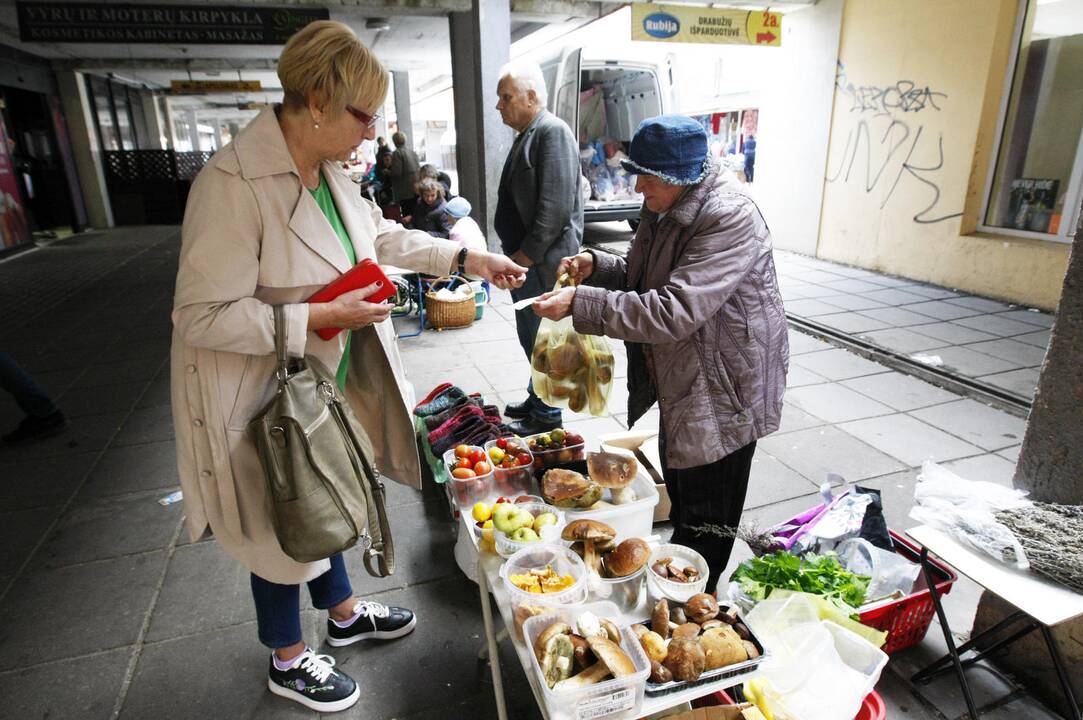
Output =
[
  {"x1": 250, "y1": 554, "x2": 353, "y2": 649},
  {"x1": 0, "y1": 352, "x2": 58, "y2": 419},
  {"x1": 510, "y1": 266, "x2": 561, "y2": 422}
]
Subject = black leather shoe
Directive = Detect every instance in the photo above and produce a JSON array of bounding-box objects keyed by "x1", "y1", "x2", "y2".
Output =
[
  {"x1": 503, "y1": 398, "x2": 533, "y2": 419},
  {"x1": 506, "y1": 416, "x2": 562, "y2": 436}
]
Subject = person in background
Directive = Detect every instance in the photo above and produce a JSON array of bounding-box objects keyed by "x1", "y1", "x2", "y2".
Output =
[
  {"x1": 419, "y1": 163, "x2": 454, "y2": 200},
  {"x1": 494, "y1": 59, "x2": 583, "y2": 436},
  {"x1": 743, "y1": 135, "x2": 757, "y2": 183},
  {"x1": 171, "y1": 21, "x2": 525, "y2": 713},
  {"x1": 0, "y1": 351, "x2": 66, "y2": 444},
  {"x1": 533, "y1": 115, "x2": 788, "y2": 592},
  {"x1": 444, "y1": 196, "x2": 486, "y2": 254},
  {"x1": 375, "y1": 136, "x2": 391, "y2": 166},
  {"x1": 408, "y1": 177, "x2": 451, "y2": 238},
  {"x1": 390, "y1": 131, "x2": 420, "y2": 219},
  {"x1": 374, "y1": 151, "x2": 394, "y2": 208}
]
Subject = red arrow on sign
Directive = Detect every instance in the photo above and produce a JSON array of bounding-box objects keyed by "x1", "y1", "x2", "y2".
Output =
[{"x1": 756, "y1": 31, "x2": 776, "y2": 44}]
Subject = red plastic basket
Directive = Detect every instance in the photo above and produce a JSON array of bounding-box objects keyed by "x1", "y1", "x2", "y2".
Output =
[
  {"x1": 857, "y1": 529, "x2": 957, "y2": 655},
  {"x1": 693, "y1": 689, "x2": 886, "y2": 720}
]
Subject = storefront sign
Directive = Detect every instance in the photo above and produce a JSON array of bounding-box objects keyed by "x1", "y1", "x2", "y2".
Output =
[
  {"x1": 16, "y1": 2, "x2": 328, "y2": 44},
  {"x1": 631, "y1": 4, "x2": 782, "y2": 46},
  {"x1": 171, "y1": 80, "x2": 263, "y2": 94},
  {"x1": 0, "y1": 121, "x2": 31, "y2": 249}
]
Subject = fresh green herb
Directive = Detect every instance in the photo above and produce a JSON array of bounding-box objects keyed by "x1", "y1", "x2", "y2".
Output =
[{"x1": 730, "y1": 551, "x2": 870, "y2": 609}]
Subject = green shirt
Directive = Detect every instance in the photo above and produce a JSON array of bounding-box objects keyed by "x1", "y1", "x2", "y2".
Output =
[{"x1": 309, "y1": 172, "x2": 357, "y2": 389}]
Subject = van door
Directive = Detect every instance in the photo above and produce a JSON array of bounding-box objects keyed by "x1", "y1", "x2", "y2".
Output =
[{"x1": 552, "y1": 48, "x2": 582, "y2": 136}]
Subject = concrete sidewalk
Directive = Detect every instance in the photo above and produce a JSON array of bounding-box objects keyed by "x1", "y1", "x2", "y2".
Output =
[{"x1": 0, "y1": 227, "x2": 1063, "y2": 719}]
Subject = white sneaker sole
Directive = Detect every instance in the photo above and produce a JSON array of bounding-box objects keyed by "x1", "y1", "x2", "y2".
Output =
[
  {"x1": 267, "y1": 677, "x2": 361, "y2": 713},
  {"x1": 326, "y1": 614, "x2": 418, "y2": 647}
]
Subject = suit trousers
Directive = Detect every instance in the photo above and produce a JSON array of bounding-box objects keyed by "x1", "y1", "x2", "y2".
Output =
[{"x1": 662, "y1": 440, "x2": 757, "y2": 593}]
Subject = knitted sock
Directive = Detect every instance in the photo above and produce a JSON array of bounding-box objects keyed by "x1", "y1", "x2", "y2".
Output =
[
  {"x1": 415, "y1": 382, "x2": 452, "y2": 410},
  {"x1": 424, "y1": 396, "x2": 481, "y2": 430},
  {"x1": 414, "y1": 386, "x2": 466, "y2": 417},
  {"x1": 433, "y1": 415, "x2": 486, "y2": 456},
  {"x1": 481, "y1": 404, "x2": 502, "y2": 420},
  {"x1": 427, "y1": 405, "x2": 483, "y2": 444}
]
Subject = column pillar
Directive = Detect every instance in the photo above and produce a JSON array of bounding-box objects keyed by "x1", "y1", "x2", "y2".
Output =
[
  {"x1": 449, "y1": 0, "x2": 512, "y2": 248},
  {"x1": 53, "y1": 69, "x2": 113, "y2": 229},
  {"x1": 393, "y1": 71, "x2": 414, "y2": 148}
]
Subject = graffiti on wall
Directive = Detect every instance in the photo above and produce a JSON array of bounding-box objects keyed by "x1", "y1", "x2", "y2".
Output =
[{"x1": 826, "y1": 62, "x2": 962, "y2": 225}]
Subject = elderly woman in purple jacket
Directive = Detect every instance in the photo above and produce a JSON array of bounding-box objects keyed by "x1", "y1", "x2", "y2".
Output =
[{"x1": 534, "y1": 115, "x2": 789, "y2": 591}]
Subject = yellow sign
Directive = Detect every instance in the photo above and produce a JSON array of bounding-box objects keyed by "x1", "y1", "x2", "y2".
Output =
[
  {"x1": 170, "y1": 80, "x2": 262, "y2": 94},
  {"x1": 631, "y1": 4, "x2": 781, "y2": 47}
]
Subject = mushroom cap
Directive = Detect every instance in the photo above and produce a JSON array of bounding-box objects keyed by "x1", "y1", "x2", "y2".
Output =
[
  {"x1": 663, "y1": 637, "x2": 706, "y2": 682},
  {"x1": 604, "y1": 538, "x2": 650, "y2": 577},
  {"x1": 651, "y1": 598, "x2": 670, "y2": 641},
  {"x1": 561, "y1": 519, "x2": 617, "y2": 543},
  {"x1": 534, "y1": 621, "x2": 571, "y2": 663},
  {"x1": 586, "y1": 636, "x2": 636, "y2": 678},
  {"x1": 700, "y1": 626, "x2": 748, "y2": 670},
  {"x1": 542, "y1": 468, "x2": 593, "y2": 502},
  {"x1": 586, "y1": 450, "x2": 638, "y2": 489},
  {"x1": 685, "y1": 593, "x2": 720, "y2": 624}
]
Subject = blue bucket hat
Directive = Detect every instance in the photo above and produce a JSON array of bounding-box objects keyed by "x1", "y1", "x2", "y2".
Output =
[
  {"x1": 445, "y1": 196, "x2": 472, "y2": 218},
  {"x1": 620, "y1": 115, "x2": 710, "y2": 186}
]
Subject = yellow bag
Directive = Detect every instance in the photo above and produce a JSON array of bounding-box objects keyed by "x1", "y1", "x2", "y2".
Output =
[{"x1": 530, "y1": 277, "x2": 614, "y2": 416}]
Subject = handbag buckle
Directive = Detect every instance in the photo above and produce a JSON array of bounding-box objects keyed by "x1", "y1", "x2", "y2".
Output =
[{"x1": 358, "y1": 533, "x2": 373, "y2": 551}]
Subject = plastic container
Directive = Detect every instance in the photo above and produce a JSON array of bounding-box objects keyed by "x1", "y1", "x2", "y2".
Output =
[
  {"x1": 524, "y1": 431, "x2": 586, "y2": 469},
  {"x1": 535, "y1": 460, "x2": 660, "y2": 543},
  {"x1": 484, "y1": 437, "x2": 537, "y2": 499},
  {"x1": 858, "y1": 530, "x2": 957, "y2": 654},
  {"x1": 442, "y1": 447, "x2": 495, "y2": 508},
  {"x1": 645, "y1": 543, "x2": 709, "y2": 604},
  {"x1": 522, "y1": 601, "x2": 650, "y2": 720},
  {"x1": 494, "y1": 502, "x2": 567, "y2": 558},
  {"x1": 586, "y1": 566, "x2": 645, "y2": 615},
  {"x1": 501, "y1": 544, "x2": 589, "y2": 639}
]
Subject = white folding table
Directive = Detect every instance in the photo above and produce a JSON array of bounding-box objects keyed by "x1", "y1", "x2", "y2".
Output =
[{"x1": 905, "y1": 525, "x2": 1083, "y2": 720}]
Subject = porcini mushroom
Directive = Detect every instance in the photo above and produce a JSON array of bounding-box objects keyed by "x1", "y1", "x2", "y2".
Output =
[
  {"x1": 586, "y1": 450, "x2": 638, "y2": 504},
  {"x1": 543, "y1": 468, "x2": 603, "y2": 509},
  {"x1": 685, "y1": 593, "x2": 720, "y2": 624},
  {"x1": 555, "y1": 636, "x2": 636, "y2": 689},
  {"x1": 534, "y1": 621, "x2": 572, "y2": 663},
  {"x1": 603, "y1": 538, "x2": 650, "y2": 578},
  {"x1": 562, "y1": 520, "x2": 616, "y2": 575},
  {"x1": 663, "y1": 637, "x2": 706, "y2": 682},
  {"x1": 651, "y1": 598, "x2": 670, "y2": 641},
  {"x1": 540, "y1": 633, "x2": 576, "y2": 688}
]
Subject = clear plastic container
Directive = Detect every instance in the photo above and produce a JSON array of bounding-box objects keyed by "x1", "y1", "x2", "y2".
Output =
[
  {"x1": 587, "y1": 566, "x2": 645, "y2": 615},
  {"x1": 522, "y1": 601, "x2": 651, "y2": 720},
  {"x1": 558, "y1": 470, "x2": 659, "y2": 544},
  {"x1": 494, "y1": 502, "x2": 567, "y2": 558},
  {"x1": 524, "y1": 431, "x2": 586, "y2": 469},
  {"x1": 645, "y1": 543, "x2": 709, "y2": 604},
  {"x1": 501, "y1": 544, "x2": 588, "y2": 639},
  {"x1": 442, "y1": 447, "x2": 495, "y2": 508},
  {"x1": 484, "y1": 437, "x2": 537, "y2": 499}
]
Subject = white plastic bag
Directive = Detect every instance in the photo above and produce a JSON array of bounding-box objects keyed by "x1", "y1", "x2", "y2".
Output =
[
  {"x1": 835, "y1": 538, "x2": 921, "y2": 602},
  {"x1": 909, "y1": 461, "x2": 1031, "y2": 569}
]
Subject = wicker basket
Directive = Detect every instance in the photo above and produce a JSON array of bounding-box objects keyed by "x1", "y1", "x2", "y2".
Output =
[{"x1": 425, "y1": 275, "x2": 475, "y2": 330}]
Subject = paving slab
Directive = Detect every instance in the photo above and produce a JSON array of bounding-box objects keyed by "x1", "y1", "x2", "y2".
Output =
[
  {"x1": 793, "y1": 269, "x2": 848, "y2": 284},
  {"x1": 744, "y1": 451, "x2": 820, "y2": 509},
  {"x1": 997, "y1": 445, "x2": 1021, "y2": 463},
  {"x1": 56, "y1": 379, "x2": 150, "y2": 418},
  {"x1": 943, "y1": 453, "x2": 1018, "y2": 487},
  {"x1": 947, "y1": 296, "x2": 1015, "y2": 314},
  {"x1": 785, "y1": 298, "x2": 852, "y2": 317},
  {"x1": 996, "y1": 309, "x2": 1054, "y2": 328},
  {"x1": 858, "y1": 307, "x2": 940, "y2": 327},
  {"x1": 0, "y1": 551, "x2": 167, "y2": 670},
  {"x1": 840, "y1": 373, "x2": 960, "y2": 412},
  {"x1": 979, "y1": 368, "x2": 1041, "y2": 398},
  {"x1": 777, "y1": 403, "x2": 827, "y2": 434},
  {"x1": 861, "y1": 288, "x2": 930, "y2": 305},
  {"x1": 0, "y1": 452, "x2": 97, "y2": 511},
  {"x1": 856, "y1": 469, "x2": 920, "y2": 529},
  {"x1": 924, "y1": 346, "x2": 1020, "y2": 378},
  {"x1": 784, "y1": 383, "x2": 895, "y2": 423},
  {"x1": 979, "y1": 694, "x2": 1065, "y2": 720},
  {"x1": 820, "y1": 277, "x2": 886, "y2": 294},
  {"x1": 811, "y1": 311, "x2": 892, "y2": 334},
  {"x1": 866, "y1": 275, "x2": 921, "y2": 289},
  {"x1": 904, "y1": 300, "x2": 984, "y2": 322},
  {"x1": 952, "y1": 314, "x2": 1043, "y2": 338},
  {"x1": 791, "y1": 348, "x2": 891, "y2": 381},
  {"x1": 0, "y1": 506, "x2": 62, "y2": 576},
  {"x1": 0, "y1": 411, "x2": 126, "y2": 461},
  {"x1": 0, "y1": 645, "x2": 131, "y2": 720},
  {"x1": 840, "y1": 415, "x2": 984, "y2": 467},
  {"x1": 784, "y1": 365, "x2": 829, "y2": 388},
  {"x1": 857, "y1": 327, "x2": 948, "y2": 355},
  {"x1": 909, "y1": 399, "x2": 1026, "y2": 451},
  {"x1": 910, "y1": 321, "x2": 999, "y2": 345},
  {"x1": 814, "y1": 293, "x2": 889, "y2": 311},
  {"x1": 81, "y1": 440, "x2": 178, "y2": 497},
  {"x1": 786, "y1": 330, "x2": 834, "y2": 355},
  {"x1": 135, "y1": 370, "x2": 172, "y2": 409},
  {"x1": 479, "y1": 359, "x2": 533, "y2": 393},
  {"x1": 1014, "y1": 329, "x2": 1052, "y2": 348},
  {"x1": 36, "y1": 490, "x2": 183, "y2": 570},
  {"x1": 902, "y1": 284, "x2": 962, "y2": 300},
  {"x1": 964, "y1": 338, "x2": 1047, "y2": 367},
  {"x1": 73, "y1": 358, "x2": 163, "y2": 389},
  {"x1": 758, "y1": 425, "x2": 906, "y2": 485},
  {"x1": 112, "y1": 405, "x2": 176, "y2": 447}
]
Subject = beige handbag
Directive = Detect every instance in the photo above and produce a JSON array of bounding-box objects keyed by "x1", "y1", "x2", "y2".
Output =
[{"x1": 249, "y1": 306, "x2": 394, "y2": 575}]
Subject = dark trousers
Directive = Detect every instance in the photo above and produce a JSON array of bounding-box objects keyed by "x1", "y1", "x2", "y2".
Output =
[
  {"x1": 662, "y1": 441, "x2": 757, "y2": 593},
  {"x1": 250, "y1": 554, "x2": 353, "y2": 649},
  {"x1": 510, "y1": 265, "x2": 560, "y2": 421},
  {"x1": 0, "y1": 351, "x2": 58, "y2": 419}
]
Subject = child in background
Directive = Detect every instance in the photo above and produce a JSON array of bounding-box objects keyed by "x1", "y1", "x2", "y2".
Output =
[{"x1": 445, "y1": 197, "x2": 487, "y2": 254}]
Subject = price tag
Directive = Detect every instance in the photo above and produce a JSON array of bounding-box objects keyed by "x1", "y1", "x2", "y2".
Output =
[{"x1": 575, "y1": 687, "x2": 635, "y2": 720}]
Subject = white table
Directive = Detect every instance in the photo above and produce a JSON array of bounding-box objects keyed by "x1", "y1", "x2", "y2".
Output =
[
  {"x1": 905, "y1": 525, "x2": 1083, "y2": 720},
  {"x1": 465, "y1": 514, "x2": 754, "y2": 720}
]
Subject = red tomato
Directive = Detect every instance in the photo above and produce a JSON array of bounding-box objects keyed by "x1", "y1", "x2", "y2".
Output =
[
  {"x1": 456, "y1": 457, "x2": 472, "y2": 469},
  {"x1": 496, "y1": 437, "x2": 508, "y2": 449},
  {"x1": 454, "y1": 444, "x2": 471, "y2": 459},
  {"x1": 495, "y1": 496, "x2": 511, "y2": 504},
  {"x1": 468, "y1": 448, "x2": 486, "y2": 465},
  {"x1": 451, "y1": 467, "x2": 476, "y2": 479},
  {"x1": 473, "y1": 461, "x2": 492, "y2": 475},
  {"x1": 516, "y1": 454, "x2": 532, "y2": 467}
]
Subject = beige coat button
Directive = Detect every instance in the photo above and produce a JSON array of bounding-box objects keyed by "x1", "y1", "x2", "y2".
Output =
[
  {"x1": 193, "y1": 419, "x2": 204, "y2": 427},
  {"x1": 200, "y1": 470, "x2": 212, "y2": 477},
  {"x1": 186, "y1": 364, "x2": 197, "y2": 373}
]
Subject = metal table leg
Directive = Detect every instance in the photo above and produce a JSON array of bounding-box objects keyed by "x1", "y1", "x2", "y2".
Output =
[
  {"x1": 913, "y1": 610, "x2": 1034, "y2": 684},
  {"x1": 478, "y1": 553, "x2": 508, "y2": 720},
  {"x1": 919, "y1": 546, "x2": 981, "y2": 720},
  {"x1": 1039, "y1": 623, "x2": 1082, "y2": 720}
]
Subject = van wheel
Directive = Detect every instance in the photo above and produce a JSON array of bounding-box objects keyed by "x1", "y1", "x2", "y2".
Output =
[{"x1": 627, "y1": 219, "x2": 640, "y2": 232}]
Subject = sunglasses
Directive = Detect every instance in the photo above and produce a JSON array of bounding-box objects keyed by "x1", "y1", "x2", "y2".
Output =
[{"x1": 345, "y1": 105, "x2": 379, "y2": 128}]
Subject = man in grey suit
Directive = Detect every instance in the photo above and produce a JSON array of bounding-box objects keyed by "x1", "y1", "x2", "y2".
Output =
[
  {"x1": 390, "y1": 131, "x2": 420, "y2": 219},
  {"x1": 494, "y1": 60, "x2": 584, "y2": 435}
]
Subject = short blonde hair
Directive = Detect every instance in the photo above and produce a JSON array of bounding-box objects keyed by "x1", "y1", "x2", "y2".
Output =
[
  {"x1": 278, "y1": 20, "x2": 388, "y2": 114},
  {"x1": 416, "y1": 177, "x2": 444, "y2": 199}
]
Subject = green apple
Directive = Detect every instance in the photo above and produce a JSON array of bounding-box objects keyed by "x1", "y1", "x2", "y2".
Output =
[
  {"x1": 533, "y1": 512, "x2": 558, "y2": 533},
  {"x1": 509, "y1": 526, "x2": 540, "y2": 543},
  {"x1": 492, "y1": 503, "x2": 534, "y2": 534}
]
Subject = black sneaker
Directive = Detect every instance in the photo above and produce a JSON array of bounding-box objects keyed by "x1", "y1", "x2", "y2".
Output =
[
  {"x1": 2, "y1": 411, "x2": 67, "y2": 445},
  {"x1": 267, "y1": 648, "x2": 359, "y2": 712},
  {"x1": 326, "y1": 600, "x2": 417, "y2": 647}
]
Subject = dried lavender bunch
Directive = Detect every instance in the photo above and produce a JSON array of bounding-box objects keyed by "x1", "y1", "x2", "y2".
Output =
[
  {"x1": 996, "y1": 502, "x2": 1083, "y2": 593},
  {"x1": 689, "y1": 522, "x2": 783, "y2": 557}
]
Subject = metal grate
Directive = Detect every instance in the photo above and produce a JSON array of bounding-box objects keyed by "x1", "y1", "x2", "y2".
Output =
[{"x1": 103, "y1": 150, "x2": 212, "y2": 183}]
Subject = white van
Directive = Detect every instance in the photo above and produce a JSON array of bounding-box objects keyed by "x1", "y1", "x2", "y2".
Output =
[{"x1": 539, "y1": 46, "x2": 678, "y2": 227}]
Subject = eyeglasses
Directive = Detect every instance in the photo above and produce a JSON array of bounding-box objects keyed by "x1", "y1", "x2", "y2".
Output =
[{"x1": 345, "y1": 105, "x2": 379, "y2": 128}]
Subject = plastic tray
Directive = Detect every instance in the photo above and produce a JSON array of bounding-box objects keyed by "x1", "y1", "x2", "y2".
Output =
[
  {"x1": 501, "y1": 544, "x2": 589, "y2": 639},
  {"x1": 645, "y1": 543, "x2": 709, "y2": 605},
  {"x1": 483, "y1": 437, "x2": 537, "y2": 499},
  {"x1": 857, "y1": 530, "x2": 957, "y2": 654},
  {"x1": 534, "y1": 460, "x2": 659, "y2": 543},
  {"x1": 523, "y1": 431, "x2": 586, "y2": 469},
  {"x1": 442, "y1": 446, "x2": 495, "y2": 509},
  {"x1": 638, "y1": 602, "x2": 769, "y2": 698},
  {"x1": 523, "y1": 601, "x2": 651, "y2": 720},
  {"x1": 494, "y1": 502, "x2": 566, "y2": 558}
]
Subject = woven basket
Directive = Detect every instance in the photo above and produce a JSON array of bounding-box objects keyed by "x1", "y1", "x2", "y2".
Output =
[{"x1": 425, "y1": 275, "x2": 475, "y2": 330}]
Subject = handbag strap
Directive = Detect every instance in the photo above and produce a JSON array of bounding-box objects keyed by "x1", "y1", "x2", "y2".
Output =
[
  {"x1": 272, "y1": 305, "x2": 289, "y2": 384},
  {"x1": 335, "y1": 404, "x2": 396, "y2": 577}
]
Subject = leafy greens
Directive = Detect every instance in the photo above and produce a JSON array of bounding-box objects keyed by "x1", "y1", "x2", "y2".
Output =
[{"x1": 731, "y1": 551, "x2": 870, "y2": 609}]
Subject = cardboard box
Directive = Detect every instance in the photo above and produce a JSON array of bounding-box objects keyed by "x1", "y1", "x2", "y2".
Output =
[
  {"x1": 661, "y1": 703, "x2": 765, "y2": 720},
  {"x1": 598, "y1": 430, "x2": 670, "y2": 523}
]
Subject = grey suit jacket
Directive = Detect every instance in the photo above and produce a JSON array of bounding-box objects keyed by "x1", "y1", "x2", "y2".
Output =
[
  {"x1": 390, "y1": 146, "x2": 420, "y2": 202},
  {"x1": 497, "y1": 110, "x2": 583, "y2": 283}
]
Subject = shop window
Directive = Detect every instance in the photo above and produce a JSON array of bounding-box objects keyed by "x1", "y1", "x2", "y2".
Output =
[
  {"x1": 111, "y1": 82, "x2": 136, "y2": 151},
  {"x1": 88, "y1": 76, "x2": 119, "y2": 151},
  {"x1": 983, "y1": 0, "x2": 1083, "y2": 240}
]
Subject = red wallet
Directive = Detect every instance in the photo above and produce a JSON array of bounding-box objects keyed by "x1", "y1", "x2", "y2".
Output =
[{"x1": 307, "y1": 258, "x2": 396, "y2": 340}]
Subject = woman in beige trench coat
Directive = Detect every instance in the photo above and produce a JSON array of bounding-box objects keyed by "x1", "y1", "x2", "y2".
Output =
[{"x1": 170, "y1": 21, "x2": 525, "y2": 712}]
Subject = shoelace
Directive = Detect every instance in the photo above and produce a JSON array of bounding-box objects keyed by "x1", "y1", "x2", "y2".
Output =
[
  {"x1": 298, "y1": 651, "x2": 337, "y2": 684},
  {"x1": 354, "y1": 600, "x2": 391, "y2": 619}
]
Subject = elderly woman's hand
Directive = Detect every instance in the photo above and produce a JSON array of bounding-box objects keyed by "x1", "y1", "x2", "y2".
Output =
[
  {"x1": 321, "y1": 283, "x2": 393, "y2": 330},
  {"x1": 557, "y1": 253, "x2": 594, "y2": 285},
  {"x1": 532, "y1": 286, "x2": 577, "y2": 321},
  {"x1": 463, "y1": 251, "x2": 527, "y2": 290}
]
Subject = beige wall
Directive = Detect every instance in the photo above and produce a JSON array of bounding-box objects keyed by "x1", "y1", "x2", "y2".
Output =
[{"x1": 816, "y1": 0, "x2": 1070, "y2": 311}]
